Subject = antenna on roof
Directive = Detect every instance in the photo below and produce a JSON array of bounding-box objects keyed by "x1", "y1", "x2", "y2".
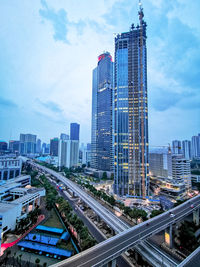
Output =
[{"x1": 138, "y1": 0, "x2": 144, "y2": 23}]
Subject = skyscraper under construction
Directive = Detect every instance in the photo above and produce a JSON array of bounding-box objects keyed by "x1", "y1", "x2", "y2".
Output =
[{"x1": 113, "y1": 4, "x2": 149, "y2": 197}]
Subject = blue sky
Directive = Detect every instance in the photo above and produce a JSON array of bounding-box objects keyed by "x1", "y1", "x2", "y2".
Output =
[{"x1": 0, "y1": 0, "x2": 199, "y2": 146}]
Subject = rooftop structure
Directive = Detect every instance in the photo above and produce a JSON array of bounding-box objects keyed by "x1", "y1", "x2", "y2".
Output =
[
  {"x1": 150, "y1": 176, "x2": 186, "y2": 200},
  {"x1": 0, "y1": 175, "x2": 45, "y2": 254}
]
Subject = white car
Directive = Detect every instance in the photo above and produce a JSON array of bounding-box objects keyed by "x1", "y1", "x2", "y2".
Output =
[{"x1": 170, "y1": 213, "x2": 175, "y2": 218}]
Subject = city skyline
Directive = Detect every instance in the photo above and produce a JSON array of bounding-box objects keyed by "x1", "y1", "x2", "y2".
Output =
[{"x1": 0, "y1": 0, "x2": 200, "y2": 145}]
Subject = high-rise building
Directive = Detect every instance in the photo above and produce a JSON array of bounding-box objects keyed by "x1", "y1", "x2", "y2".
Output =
[
  {"x1": 172, "y1": 154, "x2": 191, "y2": 191},
  {"x1": 87, "y1": 143, "x2": 91, "y2": 151},
  {"x1": 70, "y1": 140, "x2": 79, "y2": 167},
  {"x1": 149, "y1": 147, "x2": 172, "y2": 178},
  {"x1": 60, "y1": 133, "x2": 69, "y2": 141},
  {"x1": 0, "y1": 141, "x2": 8, "y2": 153},
  {"x1": 91, "y1": 52, "x2": 113, "y2": 171},
  {"x1": 50, "y1": 138, "x2": 59, "y2": 156},
  {"x1": 19, "y1": 134, "x2": 37, "y2": 155},
  {"x1": 70, "y1": 123, "x2": 80, "y2": 141},
  {"x1": 36, "y1": 139, "x2": 42, "y2": 154},
  {"x1": 113, "y1": 5, "x2": 149, "y2": 197},
  {"x1": 58, "y1": 139, "x2": 79, "y2": 168},
  {"x1": 91, "y1": 67, "x2": 98, "y2": 169},
  {"x1": 191, "y1": 135, "x2": 200, "y2": 159},
  {"x1": 9, "y1": 140, "x2": 20, "y2": 153},
  {"x1": 182, "y1": 140, "x2": 191, "y2": 160},
  {"x1": 58, "y1": 139, "x2": 70, "y2": 168},
  {"x1": 172, "y1": 140, "x2": 182, "y2": 155},
  {"x1": 42, "y1": 143, "x2": 46, "y2": 154}
]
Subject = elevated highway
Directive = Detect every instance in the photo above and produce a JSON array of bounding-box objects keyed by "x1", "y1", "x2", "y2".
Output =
[
  {"x1": 50, "y1": 195, "x2": 200, "y2": 267},
  {"x1": 28, "y1": 161, "x2": 200, "y2": 267}
]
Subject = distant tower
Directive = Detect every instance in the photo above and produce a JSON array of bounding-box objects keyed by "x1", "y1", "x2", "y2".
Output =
[
  {"x1": 91, "y1": 52, "x2": 113, "y2": 171},
  {"x1": 114, "y1": 2, "x2": 149, "y2": 197},
  {"x1": 70, "y1": 123, "x2": 80, "y2": 141},
  {"x1": 50, "y1": 138, "x2": 59, "y2": 156},
  {"x1": 172, "y1": 140, "x2": 182, "y2": 155}
]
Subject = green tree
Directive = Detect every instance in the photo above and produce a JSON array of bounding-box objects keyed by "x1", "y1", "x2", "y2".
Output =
[
  {"x1": 178, "y1": 221, "x2": 198, "y2": 251},
  {"x1": 35, "y1": 258, "x2": 40, "y2": 267},
  {"x1": 102, "y1": 172, "x2": 107, "y2": 180},
  {"x1": 150, "y1": 209, "x2": 163, "y2": 218}
]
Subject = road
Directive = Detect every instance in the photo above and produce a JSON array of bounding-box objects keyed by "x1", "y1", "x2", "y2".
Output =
[
  {"x1": 51, "y1": 195, "x2": 200, "y2": 267},
  {"x1": 48, "y1": 178, "x2": 131, "y2": 267},
  {"x1": 30, "y1": 161, "x2": 200, "y2": 267},
  {"x1": 31, "y1": 162, "x2": 128, "y2": 233}
]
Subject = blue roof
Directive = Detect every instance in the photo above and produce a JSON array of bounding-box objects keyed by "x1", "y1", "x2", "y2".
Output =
[
  {"x1": 36, "y1": 225, "x2": 64, "y2": 234},
  {"x1": 60, "y1": 232, "x2": 70, "y2": 241},
  {"x1": 25, "y1": 233, "x2": 59, "y2": 246},
  {"x1": 17, "y1": 241, "x2": 72, "y2": 257}
]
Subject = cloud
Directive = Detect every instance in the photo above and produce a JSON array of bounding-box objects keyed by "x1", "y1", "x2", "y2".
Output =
[
  {"x1": 0, "y1": 97, "x2": 18, "y2": 108},
  {"x1": 34, "y1": 110, "x2": 64, "y2": 124},
  {"x1": 36, "y1": 99, "x2": 63, "y2": 113},
  {"x1": 39, "y1": 0, "x2": 69, "y2": 43}
]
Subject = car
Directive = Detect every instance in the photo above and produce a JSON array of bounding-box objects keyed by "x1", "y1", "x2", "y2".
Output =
[
  {"x1": 146, "y1": 223, "x2": 149, "y2": 226},
  {"x1": 190, "y1": 204, "x2": 194, "y2": 208},
  {"x1": 170, "y1": 213, "x2": 175, "y2": 218}
]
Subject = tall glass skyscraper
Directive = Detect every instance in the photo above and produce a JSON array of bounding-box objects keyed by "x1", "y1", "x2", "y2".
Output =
[
  {"x1": 113, "y1": 6, "x2": 149, "y2": 197},
  {"x1": 70, "y1": 123, "x2": 80, "y2": 141},
  {"x1": 91, "y1": 52, "x2": 113, "y2": 171}
]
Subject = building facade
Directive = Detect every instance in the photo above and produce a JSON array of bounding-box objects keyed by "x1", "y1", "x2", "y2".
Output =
[
  {"x1": 60, "y1": 133, "x2": 69, "y2": 141},
  {"x1": 19, "y1": 134, "x2": 37, "y2": 155},
  {"x1": 172, "y1": 154, "x2": 191, "y2": 191},
  {"x1": 191, "y1": 135, "x2": 200, "y2": 159},
  {"x1": 149, "y1": 147, "x2": 172, "y2": 178},
  {"x1": 0, "y1": 156, "x2": 22, "y2": 180},
  {"x1": 0, "y1": 141, "x2": 8, "y2": 153},
  {"x1": 50, "y1": 138, "x2": 59, "y2": 157},
  {"x1": 91, "y1": 52, "x2": 113, "y2": 171},
  {"x1": 70, "y1": 123, "x2": 80, "y2": 141},
  {"x1": 91, "y1": 67, "x2": 98, "y2": 169},
  {"x1": 58, "y1": 140, "x2": 79, "y2": 168},
  {"x1": 172, "y1": 140, "x2": 182, "y2": 155},
  {"x1": 9, "y1": 140, "x2": 20, "y2": 154},
  {"x1": 0, "y1": 175, "x2": 45, "y2": 254},
  {"x1": 113, "y1": 7, "x2": 149, "y2": 197},
  {"x1": 36, "y1": 139, "x2": 42, "y2": 154},
  {"x1": 182, "y1": 140, "x2": 191, "y2": 160}
]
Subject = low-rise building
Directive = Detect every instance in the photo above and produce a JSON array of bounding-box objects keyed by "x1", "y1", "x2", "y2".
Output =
[
  {"x1": 172, "y1": 154, "x2": 192, "y2": 191},
  {"x1": 0, "y1": 156, "x2": 22, "y2": 180},
  {"x1": 0, "y1": 175, "x2": 45, "y2": 253},
  {"x1": 150, "y1": 176, "x2": 186, "y2": 200},
  {"x1": 191, "y1": 174, "x2": 200, "y2": 183}
]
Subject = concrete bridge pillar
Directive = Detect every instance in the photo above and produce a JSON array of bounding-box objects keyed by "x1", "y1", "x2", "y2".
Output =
[
  {"x1": 193, "y1": 208, "x2": 199, "y2": 226},
  {"x1": 37, "y1": 197, "x2": 40, "y2": 206},
  {"x1": 107, "y1": 259, "x2": 116, "y2": 267},
  {"x1": 26, "y1": 204, "x2": 29, "y2": 213},
  {"x1": 165, "y1": 224, "x2": 173, "y2": 249},
  {"x1": 96, "y1": 215, "x2": 101, "y2": 223},
  {"x1": 111, "y1": 228, "x2": 115, "y2": 236},
  {"x1": 135, "y1": 251, "x2": 138, "y2": 262}
]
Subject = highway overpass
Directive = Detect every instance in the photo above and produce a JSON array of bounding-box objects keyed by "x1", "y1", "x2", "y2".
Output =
[{"x1": 28, "y1": 161, "x2": 200, "y2": 267}]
